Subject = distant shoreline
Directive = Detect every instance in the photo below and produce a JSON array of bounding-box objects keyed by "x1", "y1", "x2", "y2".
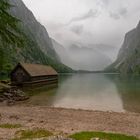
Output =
[
  {"x1": 59, "y1": 71, "x2": 120, "y2": 74},
  {"x1": 0, "y1": 105, "x2": 140, "y2": 139}
]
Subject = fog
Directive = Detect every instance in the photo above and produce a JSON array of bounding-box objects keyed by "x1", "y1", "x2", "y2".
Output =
[
  {"x1": 52, "y1": 39, "x2": 113, "y2": 71},
  {"x1": 22, "y1": 0, "x2": 140, "y2": 70}
]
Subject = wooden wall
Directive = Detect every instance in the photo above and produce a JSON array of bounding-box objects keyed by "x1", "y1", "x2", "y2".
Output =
[
  {"x1": 11, "y1": 67, "x2": 30, "y2": 84},
  {"x1": 11, "y1": 66, "x2": 58, "y2": 86}
]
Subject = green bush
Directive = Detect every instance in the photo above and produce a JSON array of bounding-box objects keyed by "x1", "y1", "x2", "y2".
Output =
[
  {"x1": 13, "y1": 129, "x2": 53, "y2": 140},
  {"x1": 0, "y1": 123, "x2": 22, "y2": 129},
  {"x1": 69, "y1": 132, "x2": 139, "y2": 140}
]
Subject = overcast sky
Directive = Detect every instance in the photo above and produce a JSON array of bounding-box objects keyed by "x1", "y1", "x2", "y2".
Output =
[{"x1": 22, "y1": 0, "x2": 140, "y2": 49}]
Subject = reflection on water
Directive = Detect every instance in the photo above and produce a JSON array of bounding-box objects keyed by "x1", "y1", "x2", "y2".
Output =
[
  {"x1": 110, "y1": 75, "x2": 140, "y2": 113},
  {"x1": 24, "y1": 74, "x2": 140, "y2": 113}
]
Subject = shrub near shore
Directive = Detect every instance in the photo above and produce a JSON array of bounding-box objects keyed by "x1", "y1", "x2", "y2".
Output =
[{"x1": 69, "y1": 132, "x2": 139, "y2": 140}]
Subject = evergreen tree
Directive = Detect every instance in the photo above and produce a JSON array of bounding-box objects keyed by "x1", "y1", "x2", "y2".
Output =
[{"x1": 0, "y1": 0, "x2": 23, "y2": 72}]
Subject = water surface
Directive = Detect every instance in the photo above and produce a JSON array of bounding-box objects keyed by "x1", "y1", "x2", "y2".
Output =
[{"x1": 24, "y1": 74, "x2": 140, "y2": 113}]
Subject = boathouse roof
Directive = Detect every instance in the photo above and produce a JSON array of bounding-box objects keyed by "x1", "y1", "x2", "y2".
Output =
[{"x1": 12, "y1": 63, "x2": 58, "y2": 77}]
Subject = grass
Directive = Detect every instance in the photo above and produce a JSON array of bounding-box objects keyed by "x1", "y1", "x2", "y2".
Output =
[
  {"x1": 0, "y1": 123, "x2": 22, "y2": 129},
  {"x1": 69, "y1": 132, "x2": 139, "y2": 140},
  {"x1": 13, "y1": 129, "x2": 53, "y2": 140}
]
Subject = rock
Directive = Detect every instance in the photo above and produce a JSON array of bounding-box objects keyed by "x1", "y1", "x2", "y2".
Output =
[
  {"x1": 91, "y1": 138, "x2": 103, "y2": 140},
  {"x1": 7, "y1": 100, "x2": 15, "y2": 106},
  {"x1": 9, "y1": 115, "x2": 19, "y2": 120},
  {"x1": 0, "y1": 98, "x2": 3, "y2": 102},
  {"x1": 1, "y1": 80, "x2": 10, "y2": 84},
  {"x1": 0, "y1": 83, "x2": 11, "y2": 93},
  {"x1": 0, "y1": 97, "x2": 5, "y2": 102},
  {"x1": 107, "y1": 21, "x2": 140, "y2": 74},
  {"x1": 3, "y1": 92, "x2": 13, "y2": 97},
  {"x1": 24, "y1": 136, "x2": 74, "y2": 140},
  {"x1": 0, "y1": 86, "x2": 29, "y2": 104}
]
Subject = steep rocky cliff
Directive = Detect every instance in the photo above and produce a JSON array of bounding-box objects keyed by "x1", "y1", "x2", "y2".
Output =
[
  {"x1": 9, "y1": 0, "x2": 59, "y2": 60},
  {"x1": 2, "y1": 0, "x2": 72, "y2": 73},
  {"x1": 106, "y1": 21, "x2": 140, "y2": 74}
]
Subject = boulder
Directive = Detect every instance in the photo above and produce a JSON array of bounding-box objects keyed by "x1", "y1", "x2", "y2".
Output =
[{"x1": 0, "y1": 86, "x2": 29, "y2": 105}]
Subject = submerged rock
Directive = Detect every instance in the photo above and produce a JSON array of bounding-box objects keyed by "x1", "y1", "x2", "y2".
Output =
[
  {"x1": 0, "y1": 85, "x2": 29, "y2": 105},
  {"x1": 1, "y1": 80, "x2": 10, "y2": 85},
  {"x1": 0, "y1": 82, "x2": 11, "y2": 93}
]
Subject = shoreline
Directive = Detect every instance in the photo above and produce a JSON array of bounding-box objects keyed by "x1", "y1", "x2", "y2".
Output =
[
  {"x1": 17, "y1": 104, "x2": 140, "y2": 114},
  {"x1": 0, "y1": 105, "x2": 140, "y2": 139}
]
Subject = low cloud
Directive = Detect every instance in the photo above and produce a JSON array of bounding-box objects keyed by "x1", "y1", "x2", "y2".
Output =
[
  {"x1": 66, "y1": 9, "x2": 99, "y2": 25},
  {"x1": 22, "y1": 0, "x2": 140, "y2": 61},
  {"x1": 70, "y1": 25, "x2": 84, "y2": 35},
  {"x1": 109, "y1": 7, "x2": 128, "y2": 20},
  {"x1": 100, "y1": 0, "x2": 110, "y2": 6},
  {"x1": 110, "y1": 12, "x2": 120, "y2": 20},
  {"x1": 119, "y1": 7, "x2": 128, "y2": 16}
]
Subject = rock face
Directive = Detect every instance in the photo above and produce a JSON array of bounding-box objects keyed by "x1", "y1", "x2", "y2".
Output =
[
  {"x1": 9, "y1": 0, "x2": 59, "y2": 60},
  {"x1": 107, "y1": 21, "x2": 140, "y2": 74},
  {"x1": 2, "y1": 0, "x2": 72, "y2": 73}
]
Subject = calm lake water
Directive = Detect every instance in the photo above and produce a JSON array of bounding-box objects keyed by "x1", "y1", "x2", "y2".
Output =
[{"x1": 24, "y1": 74, "x2": 140, "y2": 113}]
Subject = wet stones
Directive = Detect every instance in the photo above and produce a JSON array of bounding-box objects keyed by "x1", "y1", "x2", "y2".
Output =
[{"x1": 0, "y1": 86, "x2": 29, "y2": 105}]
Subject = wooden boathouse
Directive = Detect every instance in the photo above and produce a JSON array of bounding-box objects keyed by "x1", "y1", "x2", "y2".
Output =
[{"x1": 10, "y1": 63, "x2": 58, "y2": 86}]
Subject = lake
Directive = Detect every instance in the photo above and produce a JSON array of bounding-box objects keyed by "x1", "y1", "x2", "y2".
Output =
[{"x1": 24, "y1": 74, "x2": 140, "y2": 113}]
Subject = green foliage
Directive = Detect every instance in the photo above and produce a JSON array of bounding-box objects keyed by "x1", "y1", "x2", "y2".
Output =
[
  {"x1": 0, "y1": 123, "x2": 22, "y2": 129},
  {"x1": 0, "y1": 0, "x2": 23, "y2": 45},
  {"x1": 13, "y1": 129, "x2": 53, "y2": 140},
  {"x1": 0, "y1": 47, "x2": 4, "y2": 71},
  {"x1": 3, "y1": 63, "x2": 12, "y2": 73},
  {"x1": 13, "y1": 35, "x2": 73, "y2": 73},
  {"x1": 133, "y1": 65, "x2": 140, "y2": 75},
  {"x1": 45, "y1": 56, "x2": 73, "y2": 73},
  {"x1": 0, "y1": 0, "x2": 24, "y2": 73},
  {"x1": 0, "y1": 0, "x2": 73, "y2": 74},
  {"x1": 69, "y1": 132, "x2": 139, "y2": 140}
]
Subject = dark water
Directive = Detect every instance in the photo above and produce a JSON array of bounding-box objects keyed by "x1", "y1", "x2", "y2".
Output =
[{"x1": 24, "y1": 74, "x2": 140, "y2": 113}]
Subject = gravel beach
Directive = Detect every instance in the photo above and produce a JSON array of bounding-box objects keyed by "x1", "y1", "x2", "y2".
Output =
[{"x1": 0, "y1": 106, "x2": 140, "y2": 139}]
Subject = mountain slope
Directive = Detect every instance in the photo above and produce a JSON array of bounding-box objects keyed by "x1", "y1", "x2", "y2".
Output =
[
  {"x1": 9, "y1": 0, "x2": 59, "y2": 60},
  {"x1": 106, "y1": 21, "x2": 140, "y2": 74},
  {"x1": 1, "y1": 0, "x2": 73, "y2": 73},
  {"x1": 52, "y1": 39, "x2": 77, "y2": 69}
]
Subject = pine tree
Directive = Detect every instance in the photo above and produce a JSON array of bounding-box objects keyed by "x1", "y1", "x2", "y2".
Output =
[{"x1": 0, "y1": 0, "x2": 23, "y2": 72}]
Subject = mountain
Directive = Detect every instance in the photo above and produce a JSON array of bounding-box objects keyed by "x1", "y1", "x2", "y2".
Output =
[
  {"x1": 106, "y1": 21, "x2": 140, "y2": 74},
  {"x1": 9, "y1": 0, "x2": 59, "y2": 60},
  {"x1": 53, "y1": 41, "x2": 112, "y2": 71},
  {"x1": 52, "y1": 39, "x2": 77, "y2": 69},
  {"x1": 68, "y1": 44, "x2": 112, "y2": 71},
  {"x1": 87, "y1": 44, "x2": 119, "y2": 61},
  {"x1": 2, "y1": 0, "x2": 72, "y2": 73}
]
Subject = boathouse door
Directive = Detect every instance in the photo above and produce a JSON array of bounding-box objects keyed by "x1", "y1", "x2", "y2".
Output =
[{"x1": 13, "y1": 68, "x2": 27, "y2": 84}]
